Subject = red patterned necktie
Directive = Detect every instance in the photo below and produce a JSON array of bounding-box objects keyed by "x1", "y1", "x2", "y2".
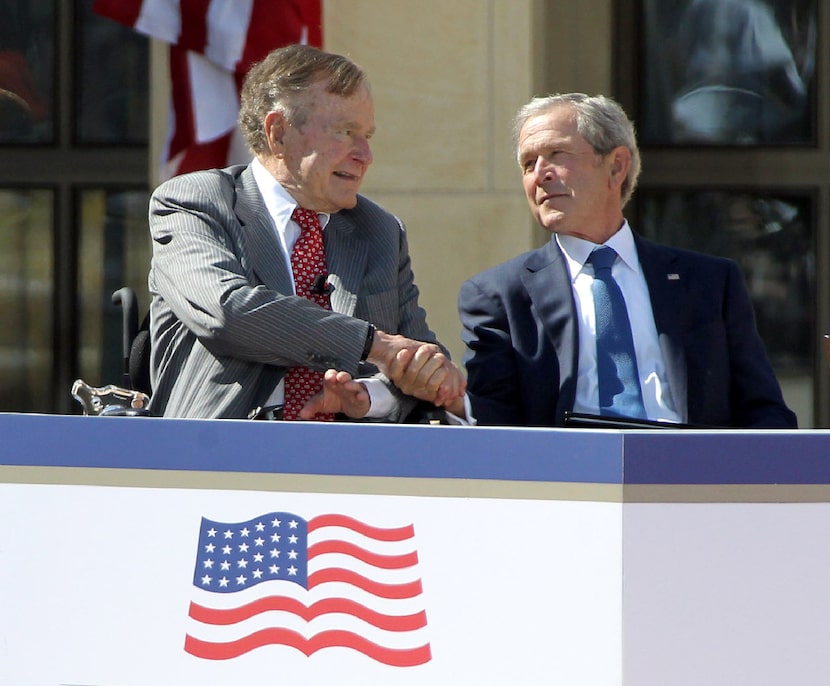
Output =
[{"x1": 282, "y1": 207, "x2": 335, "y2": 421}]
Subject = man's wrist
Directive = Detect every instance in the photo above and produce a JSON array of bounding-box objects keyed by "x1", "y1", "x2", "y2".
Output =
[{"x1": 360, "y1": 323, "x2": 376, "y2": 362}]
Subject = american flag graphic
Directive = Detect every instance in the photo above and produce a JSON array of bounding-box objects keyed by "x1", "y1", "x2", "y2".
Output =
[{"x1": 185, "y1": 512, "x2": 432, "y2": 667}]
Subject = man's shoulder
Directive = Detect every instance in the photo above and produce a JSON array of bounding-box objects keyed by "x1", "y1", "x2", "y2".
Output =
[
  {"x1": 466, "y1": 241, "x2": 558, "y2": 285},
  {"x1": 636, "y1": 234, "x2": 736, "y2": 270},
  {"x1": 353, "y1": 194, "x2": 398, "y2": 219},
  {"x1": 152, "y1": 164, "x2": 250, "y2": 196},
  {"x1": 333, "y1": 194, "x2": 401, "y2": 231}
]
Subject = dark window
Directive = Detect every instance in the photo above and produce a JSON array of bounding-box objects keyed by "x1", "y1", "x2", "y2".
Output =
[
  {"x1": 0, "y1": 1, "x2": 149, "y2": 414},
  {"x1": 75, "y1": 0, "x2": 149, "y2": 144},
  {"x1": 0, "y1": 1, "x2": 56, "y2": 144},
  {"x1": 637, "y1": 0, "x2": 817, "y2": 147},
  {"x1": 616, "y1": 0, "x2": 826, "y2": 425}
]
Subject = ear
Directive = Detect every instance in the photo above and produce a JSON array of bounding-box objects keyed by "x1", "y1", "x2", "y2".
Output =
[
  {"x1": 264, "y1": 110, "x2": 287, "y2": 157},
  {"x1": 608, "y1": 146, "x2": 631, "y2": 191}
]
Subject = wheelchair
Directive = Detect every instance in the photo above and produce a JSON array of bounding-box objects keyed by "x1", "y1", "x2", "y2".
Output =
[{"x1": 71, "y1": 287, "x2": 152, "y2": 416}]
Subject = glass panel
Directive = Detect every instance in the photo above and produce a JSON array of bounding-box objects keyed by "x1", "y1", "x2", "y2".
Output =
[
  {"x1": 0, "y1": 0, "x2": 55, "y2": 143},
  {"x1": 639, "y1": 0, "x2": 817, "y2": 146},
  {"x1": 0, "y1": 189, "x2": 54, "y2": 411},
  {"x1": 78, "y1": 189, "x2": 150, "y2": 387},
  {"x1": 637, "y1": 188, "x2": 815, "y2": 424},
  {"x1": 75, "y1": 0, "x2": 149, "y2": 144}
]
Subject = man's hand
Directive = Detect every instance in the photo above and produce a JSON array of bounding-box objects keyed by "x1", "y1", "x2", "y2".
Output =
[
  {"x1": 299, "y1": 369, "x2": 371, "y2": 419},
  {"x1": 367, "y1": 331, "x2": 466, "y2": 409},
  {"x1": 366, "y1": 330, "x2": 436, "y2": 377},
  {"x1": 388, "y1": 344, "x2": 466, "y2": 407}
]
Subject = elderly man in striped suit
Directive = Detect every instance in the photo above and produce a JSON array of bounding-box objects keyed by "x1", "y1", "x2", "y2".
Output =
[{"x1": 147, "y1": 44, "x2": 464, "y2": 422}]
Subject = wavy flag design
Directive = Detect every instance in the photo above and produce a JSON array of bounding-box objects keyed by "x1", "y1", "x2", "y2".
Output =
[{"x1": 184, "y1": 512, "x2": 431, "y2": 666}]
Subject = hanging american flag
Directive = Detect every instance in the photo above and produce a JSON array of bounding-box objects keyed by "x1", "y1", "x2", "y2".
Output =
[
  {"x1": 184, "y1": 512, "x2": 432, "y2": 667},
  {"x1": 92, "y1": 0, "x2": 322, "y2": 180}
]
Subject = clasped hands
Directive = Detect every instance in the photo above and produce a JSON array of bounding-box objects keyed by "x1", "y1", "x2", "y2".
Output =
[{"x1": 298, "y1": 330, "x2": 466, "y2": 420}]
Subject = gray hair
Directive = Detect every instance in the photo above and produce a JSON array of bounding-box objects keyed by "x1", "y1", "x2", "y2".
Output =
[
  {"x1": 239, "y1": 44, "x2": 368, "y2": 156},
  {"x1": 512, "y1": 93, "x2": 641, "y2": 207}
]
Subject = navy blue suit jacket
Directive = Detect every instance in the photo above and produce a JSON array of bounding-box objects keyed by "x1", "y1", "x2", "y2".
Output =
[{"x1": 458, "y1": 234, "x2": 797, "y2": 428}]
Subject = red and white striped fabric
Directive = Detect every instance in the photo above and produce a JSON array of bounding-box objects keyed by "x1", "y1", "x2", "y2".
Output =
[{"x1": 93, "y1": 0, "x2": 322, "y2": 180}]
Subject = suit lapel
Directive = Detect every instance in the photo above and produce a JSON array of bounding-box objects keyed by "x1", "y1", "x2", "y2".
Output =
[
  {"x1": 636, "y1": 236, "x2": 687, "y2": 335},
  {"x1": 232, "y1": 167, "x2": 366, "y2": 316},
  {"x1": 235, "y1": 166, "x2": 294, "y2": 294},
  {"x1": 635, "y1": 235, "x2": 689, "y2": 418},
  {"x1": 324, "y1": 212, "x2": 367, "y2": 316},
  {"x1": 521, "y1": 240, "x2": 579, "y2": 413}
]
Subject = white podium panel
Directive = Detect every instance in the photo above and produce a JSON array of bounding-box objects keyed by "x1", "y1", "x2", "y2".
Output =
[
  {"x1": 0, "y1": 414, "x2": 623, "y2": 685},
  {"x1": 624, "y1": 502, "x2": 830, "y2": 685}
]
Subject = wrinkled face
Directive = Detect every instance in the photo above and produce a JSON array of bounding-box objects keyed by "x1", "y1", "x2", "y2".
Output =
[
  {"x1": 274, "y1": 80, "x2": 375, "y2": 213},
  {"x1": 518, "y1": 105, "x2": 623, "y2": 241}
]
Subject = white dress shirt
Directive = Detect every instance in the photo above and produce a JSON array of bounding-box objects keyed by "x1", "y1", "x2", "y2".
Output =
[
  {"x1": 557, "y1": 222, "x2": 683, "y2": 422},
  {"x1": 251, "y1": 159, "x2": 395, "y2": 418}
]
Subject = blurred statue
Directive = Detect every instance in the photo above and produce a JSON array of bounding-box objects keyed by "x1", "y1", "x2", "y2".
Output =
[{"x1": 670, "y1": 0, "x2": 815, "y2": 144}]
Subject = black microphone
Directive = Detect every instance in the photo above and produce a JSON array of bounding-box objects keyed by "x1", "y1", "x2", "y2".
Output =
[{"x1": 311, "y1": 274, "x2": 334, "y2": 295}]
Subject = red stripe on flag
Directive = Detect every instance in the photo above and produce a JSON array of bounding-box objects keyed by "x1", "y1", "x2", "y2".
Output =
[
  {"x1": 173, "y1": 133, "x2": 233, "y2": 177},
  {"x1": 166, "y1": 47, "x2": 196, "y2": 163},
  {"x1": 178, "y1": 0, "x2": 212, "y2": 55},
  {"x1": 188, "y1": 597, "x2": 428, "y2": 632},
  {"x1": 309, "y1": 514, "x2": 416, "y2": 542},
  {"x1": 184, "y1": 628, "x2": 432, "y2": 666},
  {"x1": 309, "y1": 540, "x2": 419, "y2": 569},
  {"x1": 92, "y1": 0, "x2": 144, "y2": 28},
  {"x1": 299, "y1": 0, "x2": 323, "y2": 48},
  {"x1": 241, "y1": 0, "x2": 312, "y2": 73},
  {"x1": 308, "y1": 567, "x2": 423, "y2": 600}
]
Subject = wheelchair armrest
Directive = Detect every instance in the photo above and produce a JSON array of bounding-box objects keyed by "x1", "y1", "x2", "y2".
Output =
[{"x1": 71, "y1": 379, "x2": 151, "y2": 417}]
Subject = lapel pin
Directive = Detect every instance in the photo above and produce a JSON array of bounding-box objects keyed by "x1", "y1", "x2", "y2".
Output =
[{"x1": 667, "y1": 273, "x2": 680, "y2": 280}]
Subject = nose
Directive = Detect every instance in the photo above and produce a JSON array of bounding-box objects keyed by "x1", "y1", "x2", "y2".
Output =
[
  {"x1": 352, "y1": 136, "x2": 373, "y2": 166},
  {"x1": 533, "y1": 156, "x2": 554, "y2": 183}
]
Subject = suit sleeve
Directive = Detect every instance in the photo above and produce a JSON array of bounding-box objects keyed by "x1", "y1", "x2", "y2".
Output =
[
  {"x1": 356, "y1": 216, "x2": 443, "y2": 423},
  {"x1": 458, "y1": 277, "x2": 525, "y2": 425},
  {"x1": 722, "y1": 261, "x2": 798, "y2": 428},
  {"x1": 394, "y1": 223, "x2": 436, "y2": 345}
]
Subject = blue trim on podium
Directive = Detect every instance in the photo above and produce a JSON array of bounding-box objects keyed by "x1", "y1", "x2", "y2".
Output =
[
  {"x1": 0, "y1": 413, "x2": 623, "y2": 484},
  {"x1": 624, "y1": 432, "x2": 830, "y2": 485},
  {"x1": 7, "y1": 414, "x2": 827, "y2": 487}
]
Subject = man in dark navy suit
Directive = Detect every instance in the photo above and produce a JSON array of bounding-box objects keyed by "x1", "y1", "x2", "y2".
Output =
[{"x1": 454, "y1": 93, "x2": 796, "y2": 428}]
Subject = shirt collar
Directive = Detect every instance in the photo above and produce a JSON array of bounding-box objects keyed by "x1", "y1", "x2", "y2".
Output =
[
  {"x1": 251, "y1": 157, "x2": 331, "y2": 231},
  {"x1": 555, "y1": 220, "x2": 639, "y2": 281}
]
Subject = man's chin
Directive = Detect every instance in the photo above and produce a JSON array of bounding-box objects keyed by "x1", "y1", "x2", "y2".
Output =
[
  {"x1": 539, "y1": 209, "x2": 566, "y2": 232},
  {"x1": 338, "y1": 194, "x2": 359, "y2": 210},
  {"x1": 323, "y1": 193, "x2": 359, "y2": 213}
]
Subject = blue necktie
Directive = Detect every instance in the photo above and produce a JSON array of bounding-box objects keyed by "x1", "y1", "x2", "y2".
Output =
[{"x1": 587, "y1": 246, "x2": 646, "y2": 419}]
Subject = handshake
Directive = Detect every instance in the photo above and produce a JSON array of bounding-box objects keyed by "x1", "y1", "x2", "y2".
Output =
[
  {"x1": 298, "y1": 329, "x2": 467, "y2": 421},
  {"x1": 367, "y1": 330, "x2": 467, "y2": 411}
]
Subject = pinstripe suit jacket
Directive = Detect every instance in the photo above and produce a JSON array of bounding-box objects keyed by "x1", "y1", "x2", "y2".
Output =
[{"x1": 147, "y1": 164, "x2": 438, "y2": 419}]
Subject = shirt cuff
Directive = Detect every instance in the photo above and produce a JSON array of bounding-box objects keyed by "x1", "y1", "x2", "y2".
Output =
[
  {"x1": 359, "y1": 378, "x2": 398, "y2": 419},
  {"x1": 445, "y1": 393, "x2": 476, "y2": 426}
]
